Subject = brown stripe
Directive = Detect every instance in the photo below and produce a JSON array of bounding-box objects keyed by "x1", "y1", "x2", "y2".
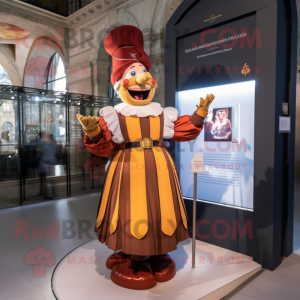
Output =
[
  {"x1": 95, "y1": 151, "x2": 118, "y2": 219},
  {"x1": 110, "y1": 152, "x2": 126, "y2": 233},
  {"x1": 140, "y1": 117, "x2": 150, "y2": 139},
  {"x1": 166, "y1": 152, "x2": 188, "y2": 217},
  {"x1": 100, "y1": 149, "x2": 131, "y2": 252},
  {"x1": 107, "y1": 151, "x2": 125, "y2": 226},
  {"x1": 144, "y1": 149, "x2": 162, "y2": 253},
  {"x1": 117, "y1": 112, "x2": 130, "y2": 143},
  {"x1": 161, "y1": 148, "x2": 187, "y2": 233},
  {"x1": 159, "y1": 112, "x2": 164, "y2": 141},
  {"x1": 164, "y1": 150, "x2": 188, "y2": 228},
  {"x1": 95, "y1": 151, "x2": 124, "y2": 242},
  {"x1": 129, "y1": 147, "x2": 148, "y2": 239},
  {"x1": 96, "y1": 150, "x2": 122, "y2": 227},
  {"x1": 119, "y1": 149, "x2": 131, "y2": 251}
]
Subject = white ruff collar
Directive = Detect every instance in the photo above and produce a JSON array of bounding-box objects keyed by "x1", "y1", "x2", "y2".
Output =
[{"x1": 114, "y1": 102, "x2": 163, "y2": 117}]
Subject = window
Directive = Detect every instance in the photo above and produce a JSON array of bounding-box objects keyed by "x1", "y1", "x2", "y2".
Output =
[
  {"x1": 45, "y1": 53, "x2": 66, "y2": 92},
  {"x1": 2, "y1": 103, "x2": 10, "y2": 111},
  {"x1": 0, "y1": 64, "x2": 12, "y2": 85},
  {"x1": 2, "y1": 121, "x2": 13, "y2": 132}
]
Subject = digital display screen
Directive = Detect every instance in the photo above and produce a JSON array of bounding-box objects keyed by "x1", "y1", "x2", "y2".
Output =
[
  {"x1": 176, "y1": 14, "x2": 257, "y2": 210},
  {"x1": 176, "y1": 81, "x2": 255, "y2": 210},
  {"x1": 177, "y1": 14, "x2": 257, "y2": 91}
]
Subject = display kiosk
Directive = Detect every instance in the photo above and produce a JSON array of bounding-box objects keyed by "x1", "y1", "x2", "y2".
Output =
[{"x1": 165, "y1": 0, "x2": 297, "y2": 270}]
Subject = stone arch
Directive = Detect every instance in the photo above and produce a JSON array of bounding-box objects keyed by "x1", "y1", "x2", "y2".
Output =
[
  {"x1": 0, "y1": 12, "x2": 68, "y2": 55},
  {"x1": 2, "y1": 121, "x2": 14, "y2": 131},
  {"x1": 23, "y1": 37, "x2": 66, "y2": 89},
  {"x1": 0, "y1": 12, "x2": 68, "y2": 89},
  {"x1": 164, "y1": 0, "x2": 184, "y2": 27},
  {"x1": 0, "y1": 51, "x2": 22, "y2": 86},
  {"x1": 95, "y1": 9, "x2": 140, "y2": 54},
  {"x1": 148, "y1": 0, "x2": 184, "y2": 35},
  {"x1": 119, "y1": 10, "x2": 139, "y2": 28},
  {"x1": 95, "y1": 24, "x2": 121, "y2": 97}
]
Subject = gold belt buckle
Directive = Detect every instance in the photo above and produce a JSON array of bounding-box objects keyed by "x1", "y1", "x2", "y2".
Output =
[{"x1": 140, "y1": 138, "x2": 153, "y2": 149}]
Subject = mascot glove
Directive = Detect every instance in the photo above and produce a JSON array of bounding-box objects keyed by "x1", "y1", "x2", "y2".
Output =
[
  {"x1": 195, "y1": 94, "x2": 215, "y2": 117},
  {"x1": 77, "y1": 114, "x2": 101, "y2": 137}
]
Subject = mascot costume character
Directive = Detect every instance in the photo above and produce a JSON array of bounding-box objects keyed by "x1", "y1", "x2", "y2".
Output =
[{"x1": 77, "y1": 25, "x2": 215, "y2": 290}]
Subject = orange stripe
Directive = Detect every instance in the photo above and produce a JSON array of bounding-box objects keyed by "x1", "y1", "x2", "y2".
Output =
[
  {"x1": 130, "y1": 148, "x2": 148, "y2": 239},
  {"x1": 125, "y1": 116, "x2": 142, "y2": 142},
  {"x1": 109, "y1": 153, "x2": 125, "y2": 234},
  {"x1": 152, "y1": 147, "x2": 177, "y2": 236},
  {"x1": 164, "y1": 150, "x2": 188, "y2": 229},
  {"x1": 96, "y1": 150, "x2": 122, "y2": 228},
  {"x1": 149, "y1": 116, "x2": 160, "y2": 140},
  {"x1": 164, "y1": 149, "x2": 187, "y2": 216}
]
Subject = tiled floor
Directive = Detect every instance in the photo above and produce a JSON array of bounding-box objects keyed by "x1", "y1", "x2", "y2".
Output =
[
  {"x1": 0, "y1": 193, "x2": 100, "y2": 300},
  {"x1": 224, "y1": 183, "x2": 300, "y2": 300},
  {"x1": 0, "y1": 185, "x2": 299, "y2": 299}
]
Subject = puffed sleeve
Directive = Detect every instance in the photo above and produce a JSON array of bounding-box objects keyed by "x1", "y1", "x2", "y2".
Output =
[
  {"x1": 173, "y1": 115, "x2": 203, "y2": 142},
  {"x1": 163, "y1": 107, "x2": 203, "y2": 142},
  {"x1": 84, "y1": 117, "x2": 116, "y2": 157}
]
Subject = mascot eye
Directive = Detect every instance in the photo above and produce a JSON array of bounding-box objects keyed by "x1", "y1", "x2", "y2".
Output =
[
  {"x1": 142, "y1": 69, "x2": 147, "y2": 73},
  {"x1": 130, "y1": 70, "x2": 136, "y2": 77}
]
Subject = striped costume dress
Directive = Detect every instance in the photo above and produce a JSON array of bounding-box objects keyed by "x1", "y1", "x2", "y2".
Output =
[{"x1": 84, "y1": 102, "x2": 202, "y2": 256}]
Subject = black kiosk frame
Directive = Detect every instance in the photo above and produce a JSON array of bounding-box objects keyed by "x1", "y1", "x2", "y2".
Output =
[{"x1": 165, "y1": 0, "x2": 297, "y2": 270}]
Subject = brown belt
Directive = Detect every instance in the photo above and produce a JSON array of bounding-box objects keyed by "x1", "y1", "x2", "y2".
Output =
[{"x1": 125, "y1": 138, "x2": 170, "y2": 149}]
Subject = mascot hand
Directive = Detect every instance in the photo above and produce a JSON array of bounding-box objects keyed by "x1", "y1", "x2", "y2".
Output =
[
  {"x1": 195, "y1": 94, "x2": 215, "y2": 118},
  {"x1": 76, "y1": 114, "x2": 101, "y2": 137}
]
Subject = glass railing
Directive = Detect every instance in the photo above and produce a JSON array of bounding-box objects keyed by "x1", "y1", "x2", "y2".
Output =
[
  {"x1": 68, "y1": 0, "x2": 95, "y2": 15},
  {"x1": 0, "y1": 84, "x2": 120, "y2": 209},
  {"x1": 19, "y1": 0, "x2": 95, "y2": 16}
]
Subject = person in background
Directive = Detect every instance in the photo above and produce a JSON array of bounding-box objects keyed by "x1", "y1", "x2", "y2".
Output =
[{"x1": 38, "y1": 133, "x2": 57, "y2": 200}]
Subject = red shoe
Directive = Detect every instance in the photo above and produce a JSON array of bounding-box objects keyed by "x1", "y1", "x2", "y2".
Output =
[
  {"x1": 106, "y1": 251, "x2": 132, "y2": 270},
  {"x1": 111, "y1": 260, "x2": 157, "y2": 290},
  {"x1": 149, "y1": 254, "x2": 176, "y2": 282}
]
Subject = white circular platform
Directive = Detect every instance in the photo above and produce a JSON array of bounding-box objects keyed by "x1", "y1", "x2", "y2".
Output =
[{"x1": 51, "y1": 239, "x2": 261, "y2": 300}]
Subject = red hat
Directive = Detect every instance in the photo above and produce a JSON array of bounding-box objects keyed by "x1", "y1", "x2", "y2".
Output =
[{"x1": 104, "y1": 25, "x2": 151, "y2": 85}]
